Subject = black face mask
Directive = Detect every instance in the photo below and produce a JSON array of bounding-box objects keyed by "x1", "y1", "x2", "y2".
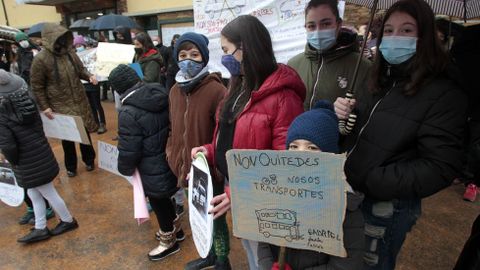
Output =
[{"x1": 134, "y1": 47, "x2": 143, "y2": 55}]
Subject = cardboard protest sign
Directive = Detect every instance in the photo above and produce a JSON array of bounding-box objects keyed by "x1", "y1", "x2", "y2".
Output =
[
  {"x1": 41, "y1": 113, "x2": 90, "y2": 145},
  {"x1": 0, "y1": 162, "x2": 24, "y2": 207},
  {"x1": 98, "y1": 141, "x2": 132, "y2": 184},
  {"x1": 95, "y1": 42, "x2": 135, "y2": 77},
  {"x1": 226, "y1": 150, "x2": 348, "y2": 257},
  {"x1": 188, "y1": 153, "x2": 214, "y2": 258}
]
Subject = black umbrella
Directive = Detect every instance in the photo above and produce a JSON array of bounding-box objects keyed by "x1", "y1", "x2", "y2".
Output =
[
  {"x1": 89, "y1": 14, "x2": 139, "y2": 31},
  {"x1": 70, "y1": 18, "x2": 95, "y2": 30},
  {"x1": 27, "y1": 22, "x2": 46, "y2": 38}
]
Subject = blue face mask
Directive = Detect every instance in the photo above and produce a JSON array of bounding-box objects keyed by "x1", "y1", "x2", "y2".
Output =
[
  {"x1": 379, "y1": 36, "x2": 417, "y2": 65},
  {"x1": 178, "y1": 59, "x2": 204, "y2": 78},
  {"x1": 307, "y1": 29, "x2": 337, "y2": 51},
  {"x1": 76, "y1": 46, "x2": 85, "y2": 52},
  {"x1": 221, "y1": 51, "x2": 241, "y2": 76}
]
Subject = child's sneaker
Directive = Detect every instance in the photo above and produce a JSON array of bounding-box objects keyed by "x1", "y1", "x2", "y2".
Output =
[
  {"x1": 18, "y1": 207, "x2": 34, "y2": 225},
  {"x1": 463, "y1": 183, "x2": 478, "y2": 202}
]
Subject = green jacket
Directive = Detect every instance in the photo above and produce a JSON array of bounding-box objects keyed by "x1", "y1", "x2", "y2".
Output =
[
  {"x1": 30, "y1": 23, "x2": 98, "y2": 133},
  {"x1": 136, "y1": 50, "x2": 163, "y2": 83},
  {"x1": 288, "y1": 30, "x2": 371, "y2": 110}
]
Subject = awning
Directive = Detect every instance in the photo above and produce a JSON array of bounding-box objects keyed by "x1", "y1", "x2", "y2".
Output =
[
  {"x1": 16, "y1": 0, "x2": 76, "y2": 5},
  {"x1": 122, "y1": 6, "x2": 192, "y2": 17}
]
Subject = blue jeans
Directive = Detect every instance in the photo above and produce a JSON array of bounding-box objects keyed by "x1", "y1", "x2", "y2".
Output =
[{"x1": 362, "y1": 198, "x2": 421, "y2": 270}]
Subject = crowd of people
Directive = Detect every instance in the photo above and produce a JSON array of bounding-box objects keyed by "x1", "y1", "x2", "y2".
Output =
[{"x1": 0, "y1": 0, "x2": 479, "y2": 269}]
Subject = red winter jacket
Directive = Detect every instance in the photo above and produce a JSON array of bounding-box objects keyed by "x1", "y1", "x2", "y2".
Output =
[{"x1": 204, "y1": 64, "x2": 306, "y2": 169}]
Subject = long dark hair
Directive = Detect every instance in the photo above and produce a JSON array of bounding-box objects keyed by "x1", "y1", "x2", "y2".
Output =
[
  {"x1": 134, "y1": 32, "x2": 154, "y2": 55},
  {"x1": 370, "y1": 0, "x2": 448, "y2": 95},
  {"x1": 220, "y1": 15, "x2": 277, "y2": 120}
]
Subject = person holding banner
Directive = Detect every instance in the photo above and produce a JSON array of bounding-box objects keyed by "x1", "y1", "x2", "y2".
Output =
[
  {"x1": 191, "y1": 15, "x2": 306, "y2": 270},
  {"x1": 74, "y1": 35, "x2": 107, "y2": 135},
  {"x1": 0, "y1": 71, "x2": 78, "y2": 243},
  {"x1": 334, "y1": 0, "x2": 467, "y2": 269},
  {"x1": 257, "y1": 101, "x2": 364, "y2": 270},
  {"x1": 166, "y1": 32, "x2": 228, "y2": 270},
  {"x1": 288, "y1": 0, "x2": 371, "y2": 111},
  {"x1": 30, "y1": 23, "x2": 98, "y2": 178},
  {"x1": 109, "y1": 64, "x2": 182, "y2": 262}
]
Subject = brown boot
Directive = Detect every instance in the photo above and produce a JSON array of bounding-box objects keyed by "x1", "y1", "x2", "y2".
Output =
[{"x1": 148, "y1": 227, "x2": 180, "y2": 261}]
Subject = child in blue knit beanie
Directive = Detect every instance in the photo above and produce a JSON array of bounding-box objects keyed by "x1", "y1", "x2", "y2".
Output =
[{"x1": 257, "y1": 100, "x2": 365, "y2": 270}]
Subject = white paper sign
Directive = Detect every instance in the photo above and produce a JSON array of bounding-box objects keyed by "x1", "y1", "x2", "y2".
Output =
[
  {"x1": 95, "y1": 42, "x2": 135, "y2": 77},
  {"x1": 41, "y1": 113, "x2": 90, "y2": 145},
  {"x1": 98, "y1": 141, "x2": 132, "y2": 184},
  {"x1": 194, "y1": 0, "x2": 309, "y2": 78},
  {"x1": 0, "y1": 162, "x2": 24, "y2": 207},
  {"x1": 189, "y1": 153, "x2": 214, "y2": 258}
]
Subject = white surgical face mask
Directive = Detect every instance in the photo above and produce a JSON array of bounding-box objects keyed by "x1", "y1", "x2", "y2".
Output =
[
  {"x1": 153, "y1": 41, "x2": 159, "y2": 46},
  {"x1": 19, "y1": 40, "x2": 29, "y2": 49}
]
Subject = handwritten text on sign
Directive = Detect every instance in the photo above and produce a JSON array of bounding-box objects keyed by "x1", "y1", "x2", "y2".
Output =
[
  {"x1": 98, "y1": 141, "x2": 132, "y2": 184},
  {"x1": 226, "y1": 150, "x2": 348, "y2": 257}
]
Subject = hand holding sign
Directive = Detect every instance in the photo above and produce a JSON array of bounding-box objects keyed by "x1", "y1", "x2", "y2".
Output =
[
  {"x1": 209, "y1": 192, "x2": 231, "y2": 219},
  {"x1": 43, "y1": 108, "x2": 54, "y2": 120}
]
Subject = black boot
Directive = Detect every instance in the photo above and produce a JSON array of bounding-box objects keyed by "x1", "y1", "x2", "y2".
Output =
[
  {"x1": 17, "y1": 228, "x2": 51, "y2": 243},
  {"x1": 184, "y1": 251, "x2": 216, "y2": 270},
  {"x1": 50, "y1": 218, "x2": 79, "y2": 236},
  {"x1": 214, "y1": 258, "x2": 232, "y2": 270}
]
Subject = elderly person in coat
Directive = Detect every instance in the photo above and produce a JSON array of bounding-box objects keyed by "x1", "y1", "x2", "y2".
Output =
[{"x1": 30, "y1": 23, "x2": 98, "y2": 178}]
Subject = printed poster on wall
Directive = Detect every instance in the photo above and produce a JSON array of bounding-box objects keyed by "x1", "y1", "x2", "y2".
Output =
[
  {"x1": 189, "y1": 153, "x2": 214, "y2": 258},
  {"x1": 226, "y1": 150, "x2": 348, "y2": 257},
  {"x1": 0, "y1": 161, "x2": 24, "y2": 207},
  {"x1": 193, "y1": 0, "x2": 309, "y2": 77}
]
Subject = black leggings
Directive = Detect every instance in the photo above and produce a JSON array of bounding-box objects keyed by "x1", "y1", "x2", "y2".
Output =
[
  {"x1": 148, "y1": 196, "x2": 176, "y2": 232},
  {"x1": 61, "y1": 130, "x2": 95, "y2": 172},
  {"x1": 85, "y1": 86, "x2": 106, "y2": 125}
]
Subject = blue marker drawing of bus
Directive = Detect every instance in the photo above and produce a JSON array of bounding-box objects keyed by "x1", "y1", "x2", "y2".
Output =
[{"x1": 255, "y1": 209, "x2": 301, "y2": 242}]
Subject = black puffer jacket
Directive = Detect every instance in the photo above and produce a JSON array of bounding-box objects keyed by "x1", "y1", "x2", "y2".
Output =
[
  {"x1": 344, "y1": 63, "x2": 467, "y2": 201},
  {"x1": 0, "y1": 87, "x2": 59, "y2": 188},
  {"x1": 117, "y1": 82, "x2": 177, "y2": 198},
  {"x1": 17, "y1": 44, "x2": 39, "y2": 85}
]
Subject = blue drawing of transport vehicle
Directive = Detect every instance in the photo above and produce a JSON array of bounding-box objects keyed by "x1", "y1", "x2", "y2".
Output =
[
  {"x1": 204, "y1": 0, "x2": 247, "y2": 19},
  {"x1": 256, "y1": 208, "x2": 300, "y2": 242}
]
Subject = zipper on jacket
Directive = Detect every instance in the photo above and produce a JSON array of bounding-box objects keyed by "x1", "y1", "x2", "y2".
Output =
[
  {"x1": 181, "y1": 94, "x2": 190, "y2": 179},
  {"x1": 309, "y1": 55, "x2": 324, "y2": 110},
  {"x1": 347, "y1": 82, "x2": 397, "y2": 158}
]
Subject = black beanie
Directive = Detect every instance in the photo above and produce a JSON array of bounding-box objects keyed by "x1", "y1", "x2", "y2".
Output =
[{"x1": 108, "y1": 64, "x2": 140, "y2": 95}]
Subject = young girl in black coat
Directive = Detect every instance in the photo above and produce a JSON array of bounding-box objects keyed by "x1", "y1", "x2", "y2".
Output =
[{"x1": 0, "y1": 70, "x2": 78, "y2": 243}]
